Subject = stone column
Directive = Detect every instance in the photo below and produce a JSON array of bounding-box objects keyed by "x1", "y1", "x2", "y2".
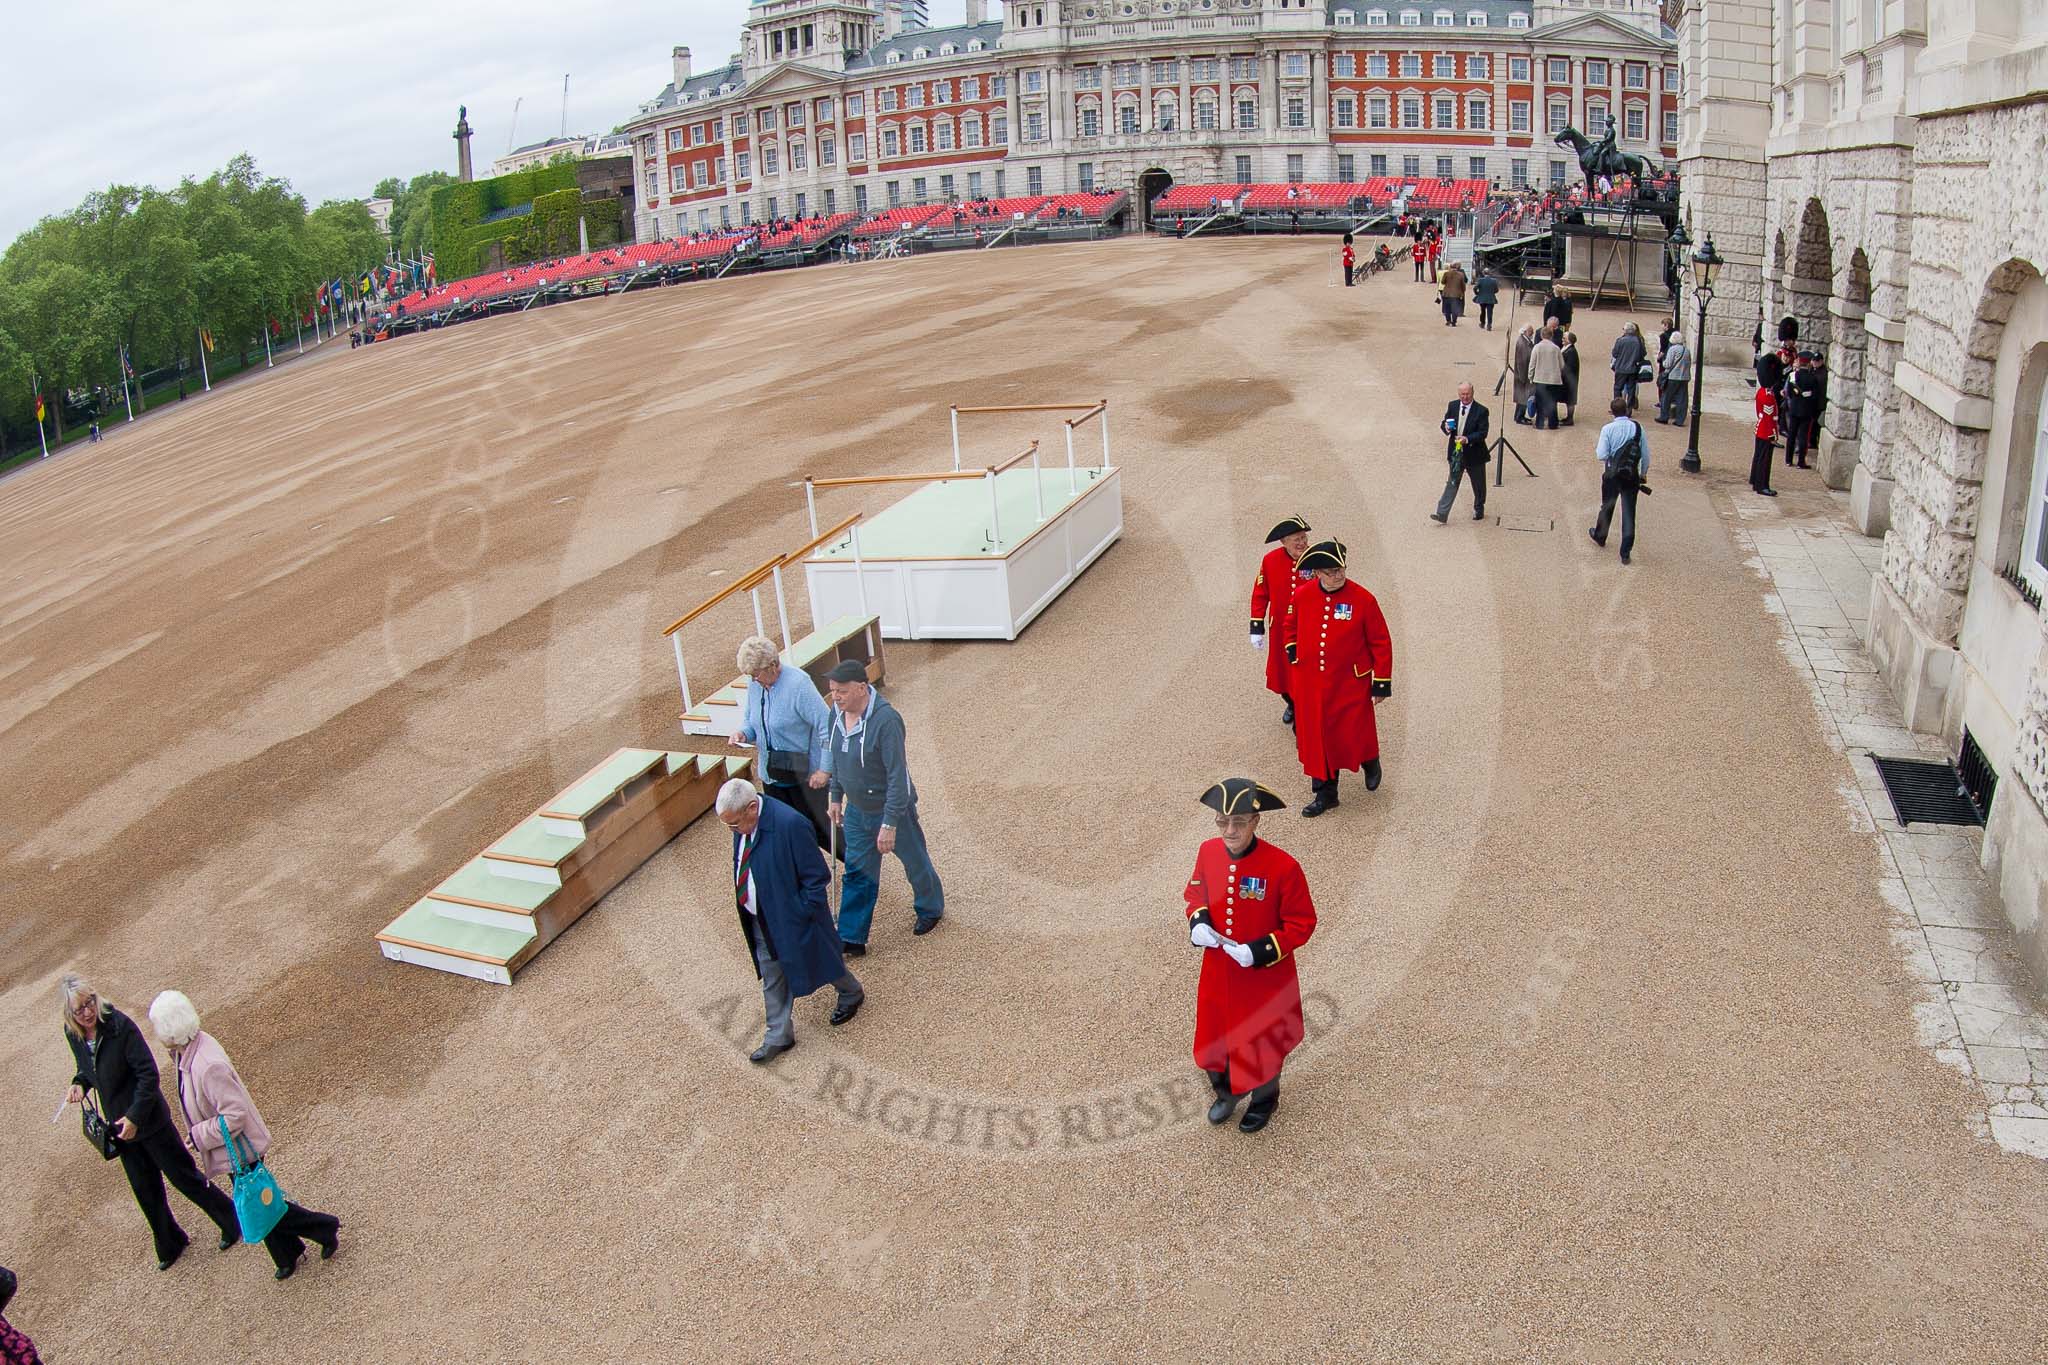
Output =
[
  {"x1": 1819, "y1": 292, "x2": 1867, "y2": 493},
  {"x1": 1675, "y1": 0, "x2": 1773, "y2": 364}
]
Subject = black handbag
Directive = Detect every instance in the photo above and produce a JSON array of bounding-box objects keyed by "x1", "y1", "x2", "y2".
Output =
[
  {"x1": 763, "y1": 748, "x2": 810, "y2": 784},
  {"x1": 81, "y1": 1093, "x2": 120, "y2": 1160}
]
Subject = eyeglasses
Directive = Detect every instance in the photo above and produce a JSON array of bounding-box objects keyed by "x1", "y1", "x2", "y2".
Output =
[
  {"x1": 1213, "y1": 816, "x2": 1256, "y2": 832},
  {"x1": 70, "y1": 996, "x2": 97, "y2": 1018}
]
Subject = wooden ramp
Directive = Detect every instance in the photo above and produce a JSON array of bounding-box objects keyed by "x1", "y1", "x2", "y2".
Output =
[
  {"x1": 375, "y1": 748, "x2": 753, "y2": 984},
  {"x1": 680, "y1": 612, "x2": 883, "y2": 738}
]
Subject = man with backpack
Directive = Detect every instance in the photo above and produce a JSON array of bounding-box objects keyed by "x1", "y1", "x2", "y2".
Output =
[{"x1": 1588, "y1": 397, "x2": 1650, "y2": 565}]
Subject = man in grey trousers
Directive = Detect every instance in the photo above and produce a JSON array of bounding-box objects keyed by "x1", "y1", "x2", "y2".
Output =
[{"x1": 1657, "y1": 334, "x2": 1692, "y2": 425}]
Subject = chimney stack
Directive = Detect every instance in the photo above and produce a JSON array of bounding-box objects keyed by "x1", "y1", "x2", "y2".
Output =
[
  {"x1": 964, "y1": 0, "x2": 986, "y2": 24},
  {"x1": 673, "y1": 46, "x2": 693, "y2": 91}
]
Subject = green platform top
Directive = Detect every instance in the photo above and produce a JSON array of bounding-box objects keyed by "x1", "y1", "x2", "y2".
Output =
[
  {"x1": 786, "y1": 614, "x2": 872, "y2": 670},
  {"x1": 433, "y1": 858, "x2": 557, "y2": 913},
  {"x1": 378, "y1": 898, "x2": 536, "y2": 964},
  {"x1": 806, "y1": 466, "x2": 1113, "y2": 561},
  {"x1": 542, "y1": 748, "x2": 669, "y2": 819},
  {"x1": 489, "y1": 815, "x2": 586, "y2": 867}
]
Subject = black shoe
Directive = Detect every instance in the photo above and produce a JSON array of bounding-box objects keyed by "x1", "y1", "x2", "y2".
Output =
[
  {"x1": 158, "y1": 1238, "x2": 189, "y2": 1272},
  {"x1": 1301, "y1": 788, "x2": 1339, "y2": 817},
  {"x1": 1428, "y1": 510, "x2": 1448, "y2": 524},
  {"x1": 1757, "y1": 487, "x2": 1779, "y2": 497},
  {"x1": 830, "y1": 996, "x2": 863, "y2": 1027},
  {"x1": 1239, "y1": 1103, "x2": 1277, "y2": 1134},
  {"x1": 1473, "y1": 509, "x2": 1485, "y2": 521},
  {"x1": 319, "y1": 1226, "x2": 341, "y2": 1261},
  {"x1": 1588, "y1": 528, "x2": 1606, "y2": 548},
  {"x1": 1620, "y1": 552, "x2": 1631, "y2": 565},
  {"x1": 749, "y1": 1039, "x2": 795, "y2": 1064},
  {"x1": 1364, "y1": 759, "x2": 1382, "y2": 792},
  {"x1": 274, "y1": 1251, "x2": 303, "y2": 1282},
  {"x1": 840, "y1": 941, "x2": 867, "y2": 957},
  {"x1": 1279, "y1": 701, "x2": 1294, "y2": 726},
  {"x1": 1207, "y1": 1093, "x2": 1241, "y2": 1125},
  {"x1": 913, "y1": 915, "x2": 941, "y2": 936},
  {"x1": 219, "y1": 1229, "x2": 240, "y2": 1252}
]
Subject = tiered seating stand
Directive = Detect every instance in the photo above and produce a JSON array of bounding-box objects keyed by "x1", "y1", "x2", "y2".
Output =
[{"x1": 375, "y1": 748, "x2": 753, "y2": 984}]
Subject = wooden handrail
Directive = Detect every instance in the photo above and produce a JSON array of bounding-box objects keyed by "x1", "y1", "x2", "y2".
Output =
[
  {"x1": 1064, "y1": 402, "x2": 1108, "y2": 429},
  {"x1": 807, "y1": 470, "x2": 986, "y2": 487},
  {"x1": 781, "y1": 512, "x2": 863, "y2": 563},
  {"x1": 987, "y1": 440, "x2": 1039, "y2": 475},
  {"x1": 952, "y1": 400, "x2": 1107, "y2": 414},
  {"x1": 661, "y1": 553, "x2": 785, "y2": 636}
]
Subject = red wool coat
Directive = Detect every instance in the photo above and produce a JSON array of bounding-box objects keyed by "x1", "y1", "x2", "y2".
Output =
[
  {"x1": 1249, "y1": 545, "x2": 1313, "y2": 698},
  {"x1": 1184, "y1": 835, "x2": 1317, "y2": 1090},
  {"x1": 1282, "y1": 577, "x2": 1393, "y2": 778},
  {"x1": 1754, "y1": 385, "x2": 1778, "y2": 440}
]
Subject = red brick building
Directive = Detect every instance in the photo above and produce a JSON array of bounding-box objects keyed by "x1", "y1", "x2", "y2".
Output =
[{"x1": 622, "y1": 0, "x2": 1678, "y2": 236}]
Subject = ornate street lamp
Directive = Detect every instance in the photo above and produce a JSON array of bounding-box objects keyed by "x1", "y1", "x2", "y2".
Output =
[{"x1": 1680, "y1": 231, "x2": 1723, "y2": 474}]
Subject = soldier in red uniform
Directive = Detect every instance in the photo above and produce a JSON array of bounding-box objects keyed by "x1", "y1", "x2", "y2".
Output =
[
  {"x1": 1184, "y1": 778, "x2": 1318, "y2": 1134},
  {"x1": 1249, "y1": 515, "x2": 1313, "y2": 727},
  {"x1": 1282, "y1": 539, "x2": 1394, "y2": 816}
]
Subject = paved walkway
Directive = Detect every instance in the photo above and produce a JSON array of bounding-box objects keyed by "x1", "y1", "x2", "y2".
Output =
[{"x1": 1725, "y1": 481, "x2": 2048, "y2": 1158}]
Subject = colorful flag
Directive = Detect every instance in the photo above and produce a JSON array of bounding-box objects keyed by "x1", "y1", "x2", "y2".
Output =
[
  {"x1": 34, "y1": 393, "x2": 44, "y2": 422},
  {"x1": 201, "y1": 328, "x2": 214, "y2": 353}
]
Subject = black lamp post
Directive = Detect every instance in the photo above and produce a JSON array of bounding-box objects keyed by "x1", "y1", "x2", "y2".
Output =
[{"x1": 1678, "y1": 229, "x2": 1723, "y2": 474}]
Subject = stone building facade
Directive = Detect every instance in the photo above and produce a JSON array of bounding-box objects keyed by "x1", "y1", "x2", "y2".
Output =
[
  {"x1": 619, "y1": 0, "x2": 1678, "y2": 239},
  {"x1": 1682, "y1": 0, "x2": 2048, "y2": 995}
]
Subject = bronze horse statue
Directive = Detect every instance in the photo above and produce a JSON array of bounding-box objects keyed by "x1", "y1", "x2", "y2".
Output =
[{"x1": 1554, "y1": 125, "x2": 1660, "y2": 192}]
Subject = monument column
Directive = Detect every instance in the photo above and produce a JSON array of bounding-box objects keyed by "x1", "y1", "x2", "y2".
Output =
[{"x1": 455, "y1": 106, "x2": 475, "y2": 183}]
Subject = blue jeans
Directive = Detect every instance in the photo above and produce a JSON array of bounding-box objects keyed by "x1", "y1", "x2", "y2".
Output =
[{"x1": 837, "y1": 803, "x2": 944, "y2": 945}]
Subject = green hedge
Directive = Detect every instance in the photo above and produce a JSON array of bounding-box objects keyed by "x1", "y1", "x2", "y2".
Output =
[
  {"x1": 427, "y1": 163, "x2": 582, "y2": 278},
  {"x1": 502, "y1": 189, "x2": 622, "y2": 264}
]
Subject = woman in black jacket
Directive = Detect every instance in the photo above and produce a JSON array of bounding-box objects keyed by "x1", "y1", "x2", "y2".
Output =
[{"x1": 61, "y1": 975, "x2": 240, "y2": 1270}]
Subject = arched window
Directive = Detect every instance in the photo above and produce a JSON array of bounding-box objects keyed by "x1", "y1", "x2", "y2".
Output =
[
  {"x1": 1077, "y1": 95, "x2": 1102, "y2": 138},
  {"x1": 1116, "y1": 91, "x2": 1141, "y2": 134},
  {"x1": 1155, "y1": 90, "x2": 1179, "y2": 131}
]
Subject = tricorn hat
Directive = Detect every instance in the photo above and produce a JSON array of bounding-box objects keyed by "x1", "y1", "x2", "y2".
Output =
[
  {"x1": 1296, "y1": 539, "x2": 1348, "y2": 574},
  {"x1": 1200, "y1": 778, "x2": 1288, "y2": 815},
  {"x1": 823, "y1": 659, "x2": 869, "y2": 684},
  {"x1": 1264, "y1": 515, "x2": 1311, "y2": 543}
]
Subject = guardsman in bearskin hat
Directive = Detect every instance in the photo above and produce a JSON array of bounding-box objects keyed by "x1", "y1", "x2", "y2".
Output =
[
  {"x1": 1185, "y1": 778, "x2": 1318, "y2": 1133},
  {"x1": 1249, "y1": 515, "x2": 1314, "y2": 727},
  {"x1": 1281, "y1": 539, "x2": 1394, "y2": 816}
]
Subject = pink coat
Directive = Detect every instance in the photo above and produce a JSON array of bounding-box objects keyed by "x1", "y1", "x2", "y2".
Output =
[{"x1": 173, "y1": 1031, "x2": 273, "y2": 1181}]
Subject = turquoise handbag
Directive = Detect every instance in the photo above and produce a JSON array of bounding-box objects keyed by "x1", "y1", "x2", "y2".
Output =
[{"x1": 219, "y1": 1115, "x2": 288, "y2": 1243}]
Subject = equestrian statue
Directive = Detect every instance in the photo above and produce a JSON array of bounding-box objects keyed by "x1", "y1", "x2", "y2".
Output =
[{"x1": 1554, "y1": 121, "x2": 1660, "y2": 194}]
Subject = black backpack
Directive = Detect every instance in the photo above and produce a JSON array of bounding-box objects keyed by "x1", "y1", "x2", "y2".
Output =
[{"x1": 1605, "y1": 422, "x2": 1644, "y2": 488}]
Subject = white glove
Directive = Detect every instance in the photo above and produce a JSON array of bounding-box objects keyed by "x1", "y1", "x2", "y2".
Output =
[
  {"x1": 1190, "y1": 921, "x2": 1223, "y2": 949},
  {"x1": 1249, "y1": 631, "x2": 1264, "y2": 651},
  {"x1": 1223, "y1": 941, "x2": 1254, "y2": 968}
]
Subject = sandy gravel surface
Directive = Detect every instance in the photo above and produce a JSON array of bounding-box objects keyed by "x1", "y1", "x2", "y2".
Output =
[{"x1": 2, "y1": 236, "x2": 2044, "y2": 1362}]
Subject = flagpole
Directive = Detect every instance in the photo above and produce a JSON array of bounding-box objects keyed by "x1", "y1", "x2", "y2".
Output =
[
  {"x1": 118, "y1": 348, "x2": 134, "y2": 423},
  {"x1": 197, "y1": 328, "x2": 211, "y2": 392},
  {"x1": 263, "y1": 323, "x2": 273, "y2": 368}
]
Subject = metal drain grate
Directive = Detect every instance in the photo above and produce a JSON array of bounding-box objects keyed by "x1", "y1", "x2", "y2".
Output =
[{"x1": 1871, "y1": 755, "x2": 1985, "y2": 827}]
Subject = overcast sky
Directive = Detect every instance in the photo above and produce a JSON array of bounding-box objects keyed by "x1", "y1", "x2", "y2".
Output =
[{"x1": 2, "y1": 0, "x2": 961, "y2": 245}]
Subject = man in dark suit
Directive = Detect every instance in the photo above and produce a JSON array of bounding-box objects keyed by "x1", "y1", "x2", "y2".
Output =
[
  {"x1": 716, "y1": 778, "x2": 864, "y2": 1064},
  {"x1": 1429, "y1": 382, "x2": 1491, "y2": 523}
]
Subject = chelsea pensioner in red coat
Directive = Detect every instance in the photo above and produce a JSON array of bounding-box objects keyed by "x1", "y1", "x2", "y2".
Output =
[{"x1": 1280, "y1": 539, "x2": 1393, "y2": 817}]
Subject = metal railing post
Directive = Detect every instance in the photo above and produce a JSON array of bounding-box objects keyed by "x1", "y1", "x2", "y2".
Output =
[
  {"x1": 805, "y1": 480, "x2": 818, "y2": 538},
  {"x1": 672, "y1": 634, "x2": 694, "y2": 714},
  {"x1": 771, "y1": 564, "x2": 792, "y2": 652},
  {"x1": 850, "y1": 521, "x2": 869, "y2": 619},
  {"x1": 1031, "y1": 444, "x2": 1044, "y2": 520},
  {"x1": 950, "y1": 405, "x2": 961, "y2": 471},
  {"x1": 1065, "y1": 421, "x2": 1078, "y2": 494},
  {"x1": 750, "y1": 585, "x2": 766, "y2": 640},
  {"x1": 1100, "y1": 400, "x2": 1111, "y2": 468},
  {"x1": 986, "y1": 469, "x2": 1002, "y2": 549}
]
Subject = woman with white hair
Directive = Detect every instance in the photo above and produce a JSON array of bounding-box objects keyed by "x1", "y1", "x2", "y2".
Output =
[
  {"x1": 59, "y1": 974, "x2": 240, "y2": 1271},
  {"x1": 147, "y1": 990, "x2": 342, "y2": 1281},
  {"x1": 730, "y1": 634, "x2": 836, "y2": 856}
]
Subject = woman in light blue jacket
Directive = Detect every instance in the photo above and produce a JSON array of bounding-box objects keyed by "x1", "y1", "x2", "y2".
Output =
[{"x1": 732, "y1": 635, "x2": 835, "y2": 854}]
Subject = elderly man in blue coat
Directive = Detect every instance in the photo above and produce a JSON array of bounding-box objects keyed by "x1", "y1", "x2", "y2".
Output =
[{"x1": 716, "y1": 777, "x2": 864, "y2": 1063}]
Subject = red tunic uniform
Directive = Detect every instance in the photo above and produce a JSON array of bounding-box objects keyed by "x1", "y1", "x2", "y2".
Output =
[
  {"x1": 1282, "y1": 577, "x2": 1393, "y2": 778},
  {"x1": 1184, "y1": 835, "x2": 1317, "y2": 1090},
  {"x1": 1249, "y1": 545, "x2": 1312, "y2": 698}
]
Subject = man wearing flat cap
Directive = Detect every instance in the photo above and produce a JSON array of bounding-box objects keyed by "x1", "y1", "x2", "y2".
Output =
[
  {"x1": 1281, "y1": 540, "x2": 1394, "y2": 816},
  {"x1": 1184, "y1": 778, "x2": 1318, "y2": 1133},
  {"x1": 1249, "y1": 516, "x2": 1314, "y2": 726},
  {"x1": 824, "y1": 658, "x2": 945, "y2": 953}
]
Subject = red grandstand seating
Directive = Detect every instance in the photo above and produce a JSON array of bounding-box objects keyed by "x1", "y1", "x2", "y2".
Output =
[
  {"x1": 851, "y1": 204, "x2": 947, "y2": 238},
  {"x1": 1034, "y1": 190, "x2": 1124, "y2": 222},
  {"x1": 923, "y1": 197, "x2": 1050, "y2": 232},
  {"x1": 754, "y1": 212, "x2": 859, "y2": 252},
  {"x1": 1152, "y1": 183, "x2": 1244, "y2": 213},
  {"x1": 1239, "y1": 183, "x2": 1363, "y2": 211}
]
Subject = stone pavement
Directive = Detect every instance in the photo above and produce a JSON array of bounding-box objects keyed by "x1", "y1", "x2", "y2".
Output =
[{"x1": 1725, "y1": 481, "x2": 2048, "y2": 1159}]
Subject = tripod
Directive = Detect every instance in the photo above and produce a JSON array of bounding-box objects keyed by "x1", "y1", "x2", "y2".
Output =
[{"x1": 1491, "y1": 429, "x2": 1536, "y2": 487}]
